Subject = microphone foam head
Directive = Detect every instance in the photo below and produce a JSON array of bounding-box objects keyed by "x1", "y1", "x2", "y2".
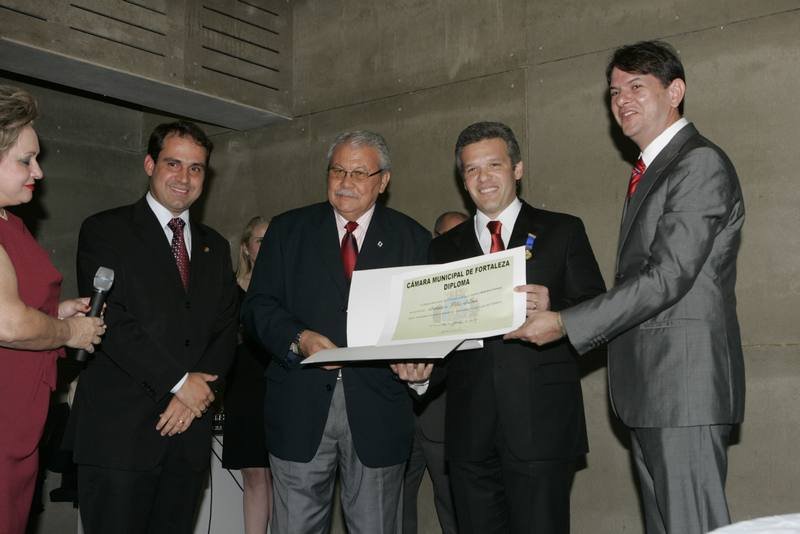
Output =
[{"x1": 93, "y1": 266, "x2": 115, "y2": 292}]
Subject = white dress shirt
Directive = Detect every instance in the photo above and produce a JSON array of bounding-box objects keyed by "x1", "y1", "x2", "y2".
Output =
[
  {"x1": 146, "y1": 192, "x2": 191, "y2": 392},
  {"x1": 146, "y1": 192, "x2": 192, "y2": 257},
  {"x1": 474, "y1": 197, "x2": 523, "y2": 252},
  {"x1": 333, "y1": 203, "x2": 376, "y2": 250},
  {"x1": 640, "y1": 117, "x2": 690, "y2": 166}
]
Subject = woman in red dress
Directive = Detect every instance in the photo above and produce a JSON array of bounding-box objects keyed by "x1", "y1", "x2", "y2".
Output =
[{"x1": 0, "y1": 86, "x2": 106, "y2": 534}]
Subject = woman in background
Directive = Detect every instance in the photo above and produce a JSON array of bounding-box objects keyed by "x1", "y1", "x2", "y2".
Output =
[
  {"x1": 0, "y1": 85, "x2": 105, "y2": 534},
  {"x1": 223, "y1": 215, "x2": 273, "y2": 533}
]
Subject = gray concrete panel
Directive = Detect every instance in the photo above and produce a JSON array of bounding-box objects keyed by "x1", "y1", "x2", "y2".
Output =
[
  {"x1": 293, "y1": 0, "x2": 527, "y2": 115},
  {"x1": 301, "y1": 69, "x2": 526, "y2": 230},
  {"x1": 728, "y1": 346, "x2": 800, "y2": 519},
  {"x1": 527, "y1": 1, "x2": 800, "y2": 66},
  {"x1": 203, "y1": 117, "x2": 314, "y2": 248},
  {"x1": 525, "y1": 53, "x2": 623, "y2": 284}
]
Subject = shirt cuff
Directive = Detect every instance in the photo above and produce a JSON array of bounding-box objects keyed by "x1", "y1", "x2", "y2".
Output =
[
  {"x1": 170, "y1": 373, "x2": 189, "y2": 393},
  {"x1": 408, "y1": 380, "x2": 430, "y2": 395}
]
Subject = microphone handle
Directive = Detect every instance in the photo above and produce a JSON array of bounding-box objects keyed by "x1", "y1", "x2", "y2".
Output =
[{"x1": 75, "y1": 290, "x2": 107, "y2": 362}]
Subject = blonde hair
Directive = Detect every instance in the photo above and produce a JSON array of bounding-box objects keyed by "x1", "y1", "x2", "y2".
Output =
[
  {"x1": 0, "y1": 86, "x2": 38, "y2": 157},
  {"x1": 236, "y1": 215, "x2": 267, "y2": 287}
]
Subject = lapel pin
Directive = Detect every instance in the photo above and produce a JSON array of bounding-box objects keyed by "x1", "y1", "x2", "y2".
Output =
[
  {"x1": 377, "y1": 241, "x2": 383, "y2": 248},
  {"x1": 203, "y1": 246, "x2": 210, "y2": 253}
]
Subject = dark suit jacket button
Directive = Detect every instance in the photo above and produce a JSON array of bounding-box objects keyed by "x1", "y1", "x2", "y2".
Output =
[
  {"x1": 325, "y1": 384, "x2": 332, "y2": 391},
  {"x1": 615, "y1": 273, "x2": 623, "y2": 280},
  {"x1": 184, "y1": 339, "x2": 190, "y2": 347},
  {"x1": 185, "y1": 301, "x2": 191, "y2": 309}
]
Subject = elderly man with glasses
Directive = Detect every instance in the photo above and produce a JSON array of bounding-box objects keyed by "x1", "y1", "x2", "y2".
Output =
[{"x1": 242, "y1": 130, "x2": 430, "y2": 534}]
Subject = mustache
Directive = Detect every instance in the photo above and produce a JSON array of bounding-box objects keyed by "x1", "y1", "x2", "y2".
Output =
[{"x1": 334, "y1": 188, "x2": 359, "y2": 199}]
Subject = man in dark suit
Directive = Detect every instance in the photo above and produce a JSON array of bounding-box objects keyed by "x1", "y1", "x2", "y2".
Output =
[
  {"x1": 507, "y1": 41, "x2": 745, "y2": 534},
  {"x1": 71, "y1": 121, "x2": 238, "y2": 533},
  {"x1": 402, "y1": 211, "x2": 466, "y2": 534},
  {"x1": 241, "y1": 130, "x2": 430, "y2": 534},
  {"x1": 405, "y1": 121, "x2": 605, "y2": 534}
]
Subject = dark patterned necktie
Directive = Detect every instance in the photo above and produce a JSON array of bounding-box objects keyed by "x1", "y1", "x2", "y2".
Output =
[
  {"x1": 341, "y1": 221, "x2": 358, "y2": 280},
  {"x1": 627, "y1": 158, "x2": 647, "y2": 198},
  {"x1": 487, "y1": 220, "x2": 505, "y2": 253},
  {"x1": 168, "y1": 218, "x2": 190, "y2": 290}
]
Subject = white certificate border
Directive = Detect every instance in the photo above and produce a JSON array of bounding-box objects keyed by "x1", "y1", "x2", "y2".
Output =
[{"x1": 377, "y1": 246, "x2": 527, "y2": 346}]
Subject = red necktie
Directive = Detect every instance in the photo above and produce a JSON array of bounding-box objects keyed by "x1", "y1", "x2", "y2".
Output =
[
  {"x1": 341, "y1": 221, "x2": 359, "y2": 280},
  {"x1": 627, "y1": 158, "x2": 646, "y2": 198},
  {"x1": 487, "y1": 220, "x2": 505, "y2": 253},
  {"x1": 168, "y1": 218, "x2": 190, "y2": 290}
]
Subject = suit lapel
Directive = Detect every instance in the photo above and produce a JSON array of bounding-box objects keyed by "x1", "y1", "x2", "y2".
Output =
[
  {"x1": 188, "y1": 221, "x2": 209, "y2": 295},
  {"x1": 616, "y1": 124, "x2": 699, "y2": 264},
  {"x1": 452, "y1": 216, "x2": 483, "y2": 259},
  {"x1": 132, "y1": 198, "x2": 185, "y2": 291},
  {"x1": 318, "y1": 204, "x2": 349, "y2": 300},
  {"x1": 357, "y1": 203, "x2": 389, "y2": 271},
  {"x1": 132, "y1": 197, "x2": 192, "y2": 294},
  {"x1": 508, "y1": 201, "x2": 542, "y2": 250}
]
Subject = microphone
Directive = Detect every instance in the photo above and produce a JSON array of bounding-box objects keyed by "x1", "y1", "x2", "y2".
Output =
[{"x1": 75, "y1": 266, "x2": 115, "y2": 362}]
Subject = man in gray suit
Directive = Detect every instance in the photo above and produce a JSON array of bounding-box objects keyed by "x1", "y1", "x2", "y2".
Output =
[{"x1": 506, "y1": 41, "x2": 745, "y2": 534}]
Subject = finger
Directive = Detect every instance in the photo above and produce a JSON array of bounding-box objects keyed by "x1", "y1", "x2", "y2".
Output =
[
  {"x1": 420, "y1": 363, "x2": 433, "y2": 378},
  {"x1": 503, "y1": 327, "x2": 523, "y2": 340},
  {"x1": 393, "y1": 364, "x2": 409, "y2": 380},
  {"x1": 175, "y1": 413, "x2": 194, "y2": 433},
  {"x1": 156, "y1": 413, "x2": 169, "y2": 431},
  {"x1": 166, "y1": 419, "x2": 182, "y2": 436},
  {"x1": 168, "y1": 413, "x2": 192, "y2": 436},
  {"x1": 421, "y1": 364, "x2": 433, "y2": 380},
  {"x1": 160, "y1": 416, "x2": 178, "y2": 436}
]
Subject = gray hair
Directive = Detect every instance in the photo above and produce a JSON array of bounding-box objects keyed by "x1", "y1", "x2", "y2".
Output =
[{"x1": 326, "y1": 130, "x2": 392, "y2": 171}]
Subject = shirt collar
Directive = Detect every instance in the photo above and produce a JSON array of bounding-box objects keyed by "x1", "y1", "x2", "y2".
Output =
[
  {"x1": 333, "y1": 203, "x2": 377, "y2": 233},
  {"x1": 640, "y1": 117, "x2": 690, "y2": 166},
  {"x1": 475, "y1": 197, "x2": 522, "y2": 239},
  {"x1": 146, "y1": 191, "x2": 190, "y2": 229}
]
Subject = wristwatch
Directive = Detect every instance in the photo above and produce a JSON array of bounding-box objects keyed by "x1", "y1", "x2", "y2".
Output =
[{"x1": 289, "y1": 329, "x2": 305, "y2": 357}]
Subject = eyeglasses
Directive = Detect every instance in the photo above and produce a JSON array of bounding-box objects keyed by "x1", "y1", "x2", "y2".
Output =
[{"x1": 328, "y1": 167, "x2": 383, "y2": 182}]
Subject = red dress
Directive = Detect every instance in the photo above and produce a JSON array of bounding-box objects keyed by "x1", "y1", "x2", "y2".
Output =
[{"x1": 0, "y1": 212, "x2": 63, "y2": 534}]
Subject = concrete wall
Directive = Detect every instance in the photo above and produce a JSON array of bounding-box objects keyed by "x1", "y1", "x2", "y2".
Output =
[
  {"x1": 7, "y1": 0, "x2": 800, "y2": 532},
  {"x1": 205, "y1": 1, "x2": 800, "y2": 532},
  {"x1": 2, "y1": 76, "x2": 148, "y2": 296}
]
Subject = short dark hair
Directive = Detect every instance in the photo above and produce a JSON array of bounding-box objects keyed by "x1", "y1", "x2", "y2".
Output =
[
  {"x1": 606, "y1": 40, "x2": 685, "y2": 114},
  {"x1": 454, "y1": 121, "x2": 521, "y2": 175},
  {"x1": 147, "y1": 121, "x2": 213, "y2": 164}
]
